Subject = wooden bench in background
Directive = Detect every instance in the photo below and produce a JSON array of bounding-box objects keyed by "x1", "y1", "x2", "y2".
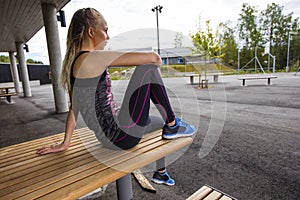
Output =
[
  {"x1": 0, "y1": 127, "x2": 192, "y2": 200},
  {"x1": 237, "y1": 76, "x2": 277, "y2": 86},
  {"x1": 187, "y1": 73, "x2": 224, "y2": 85},
  {"x1": 0, "y1": 86, "x2": 17, "y2": 103},
  {"x1": 187, "y1": 185, "x2": 238, "y2": 200}
]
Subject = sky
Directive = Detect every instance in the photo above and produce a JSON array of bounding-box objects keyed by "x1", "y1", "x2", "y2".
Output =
[{"x1": 4, "y1": 0, "x2": 300, "y2": 64}]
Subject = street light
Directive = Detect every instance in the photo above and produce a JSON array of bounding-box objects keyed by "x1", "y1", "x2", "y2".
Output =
[
  {"x1": 152, "y1": 5, "x2": 163, "y2": 55},
  {"x1": 286, "y1": 31, "x2": 297, "y2": 72}
]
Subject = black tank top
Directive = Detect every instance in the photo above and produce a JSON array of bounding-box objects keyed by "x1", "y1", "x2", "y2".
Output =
[{"x1": 71, "y1": 51, "x2": 121, "y2": 148}]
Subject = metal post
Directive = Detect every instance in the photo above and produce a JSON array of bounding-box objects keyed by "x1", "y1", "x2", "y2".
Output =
[
  {"x1": 254, "y1": 47, "x2": 257, "y2": 72},
  {"x1": 286, "y1": 32, "x2": 291, "y2": 73},
  {"x1": 8, "y1": 52, "x2": 21, "y2": 93},
  {"x1": 152, "y1": 5, "x2": 163, "y2": 55},
  {"x1": 116, "y1": 174, "x2": 133, "y2": 200},
  {"x1": 271, "y1": 55, "x2": 276, "y2": 73},
  {"x1": 156, "y1": 10, "x2": 160, "y2": 55},
  {"x1": 16, "y1": 42, "x2": 32, "y2": 97},
  {"x1": 238, "y1": 49, "x2": 240, "y2": 74},
  {"x1": 273, "y1": 56, "x2": 276, "y2": 73},
  {"x1": 267, "y1": 54, "x2": 270, "y2": 72},
  {"x1": 42, "y1": 3, "x2": 68, "y2": 113}
]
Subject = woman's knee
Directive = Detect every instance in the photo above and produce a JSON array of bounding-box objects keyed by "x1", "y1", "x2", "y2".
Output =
[{"x1": 133, "y1": 64, "x2": 158, "y2": 74}]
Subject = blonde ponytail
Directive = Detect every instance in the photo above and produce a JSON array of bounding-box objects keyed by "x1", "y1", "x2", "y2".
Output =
[{"x1": 61, "y1": 8, "x2": 104, "y2": 93}]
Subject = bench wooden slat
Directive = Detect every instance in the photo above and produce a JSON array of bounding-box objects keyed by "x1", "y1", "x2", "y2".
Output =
[
  {"x1": 0, "y1": 129, "x2": 160, "y2": 164},
  {"x1": 0, "y1": 127, "x2": 159, "y2": 153},
  {"x1": 36, "y1": 138, "x2": 191, "y2": 200},
  {"x1": 187, "y1": 185, "x2": 236, "y2": 200},
  {"x1": 0, "y1": 131, "x2": 162, "y2": 186},
  {"x1": 0, "y1": 130, "x2": 98, "y2": 163},
  {"x1": 0, "y1": 128, "x2": 191, "y2": 200},
  {"x1": 0, "y1": 137, "x2": 97, "y2": 172},
  {"x1": 220, "y1": 196, "x2": 232, "y2": 200},
  {"x1": 204, "y1": 190, "x2": 222, "y2": 200},
  {"x1": 7, "y1": 138, "x2": 164, "y2": 197},
  {"x1": 0, "y1": 92, "x2": 18, "y2": 97},
  {"x1": 2, "y1": 156, "x2": 104, "y2": 199},
  {"x1": 6, "y1": 139, "x2": 189, "y2": 200},
  {"x1": 0, "y1": 132, "x2": 95, "y2": 167},
  {"x1": 1, "y1": 134, "x2": 144, "y2": 197},
  {"x1": 0, "y1": 148, "x2": 97, "y2": 191},
  {"x1": 0, "y1": 128, "x2": 90, "y2": 153},
  {"x1": 0, "y1": 142, "x2": 103, "y2": 188},
  {"x1": 0, "y1": 130, "x2": 162, "y2": 181},
  {"x1": 187, "y1": 185, "x2": 213, "y2": 200}
]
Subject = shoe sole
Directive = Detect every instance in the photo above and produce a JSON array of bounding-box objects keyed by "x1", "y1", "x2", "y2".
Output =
[
  {"x1": 151, "y1": 178, "x2": 175, "y2": 186},
  {"x1": 162, "y1": 131, "x2": 195, "y2": 140}
]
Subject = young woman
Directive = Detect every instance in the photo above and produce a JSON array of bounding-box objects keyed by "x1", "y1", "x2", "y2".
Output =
[{"x1": 37, "y1": 8, "x2": 195, "y2": 186}]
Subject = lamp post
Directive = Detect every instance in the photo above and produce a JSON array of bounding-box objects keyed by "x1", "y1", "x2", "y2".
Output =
[
  {"x1": 286, "y1": 31, "x2": 297, "y2": 72},
  {"x1": 152, "y1": 5, "x2": 163, "y2": 55},
  {"x1": 238, "y1": 48, "x2": 241, "y2": 74}
]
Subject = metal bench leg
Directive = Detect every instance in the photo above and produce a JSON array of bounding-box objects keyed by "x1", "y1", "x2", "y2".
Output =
[
  {"x1": 267, "y1": 78, "x2": 271, "y2": 85},
  {"x1": 116, "y1": 174, "x2": 133, "y2": 200},
  {"x1": 213, "y1": 75, "x2": 218, "y2": 83},
  {"x1": 242, "y1": 79, "x2": 245, "y2": 86},
  {"x1": 5, "y1": 88, "x2": 12, "y2": 103},
  {"x1": 6, "y1": 96, "x2": 12, "y2": 103},
  {"x1": 190, "y1": 76, "x2": 194, "y2": 84}
]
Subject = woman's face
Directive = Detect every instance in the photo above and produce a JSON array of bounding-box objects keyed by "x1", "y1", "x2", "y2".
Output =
[{"x1": 93, "y1": 19, "x2": 110, "y2": 50}]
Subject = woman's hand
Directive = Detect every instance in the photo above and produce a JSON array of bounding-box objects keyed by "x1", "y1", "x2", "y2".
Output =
[{"x1": 36, "y1": 143, "x2": 68, "y2": 155}]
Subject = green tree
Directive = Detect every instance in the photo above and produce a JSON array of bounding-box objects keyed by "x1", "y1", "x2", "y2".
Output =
[
  {"x1": 0, "y1": 55, "x2": 44, "y2": 64},
  {"x1": 238, "y1": 3, "x2": 263, "y2": 72},
  {"x1": 190, "y1": 20, "x2": 226, "y2": 60},
  {"x1": 0, "y1": 55, "x2": 10, "y2": 63},
  {"x1": 219, "y1": 22, "x2": 238, "y2": 68},
  {"x1": 26, "y1": 58, "x2": 43, "y2": 64},
  {"x1": 238, "y1": 3, "x2": 262, "y2": 49},
  {"x1": 260, "y1": 3, "x2": 300, "y2": 70}
]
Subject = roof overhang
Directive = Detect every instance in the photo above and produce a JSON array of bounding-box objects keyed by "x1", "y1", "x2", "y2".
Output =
[{"x1": 0, "y1": 0, "x2": 70, "y2": 52}]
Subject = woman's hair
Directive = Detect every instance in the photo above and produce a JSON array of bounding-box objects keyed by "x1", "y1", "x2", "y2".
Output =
[{"x1": 61, "y1": 8, "x2": 104, "y2": 92}]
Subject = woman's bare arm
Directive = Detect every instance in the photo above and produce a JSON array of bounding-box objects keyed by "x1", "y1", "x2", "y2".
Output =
[
  {"x1": 74, "y1": 51, "x2": 162, "y2": 78},
  {"x1": 37, "y1": 98, "x2": 76, "y2": 155},
  {"x1": 109, "y1": 51, "x2": 162, "y2": 66}
]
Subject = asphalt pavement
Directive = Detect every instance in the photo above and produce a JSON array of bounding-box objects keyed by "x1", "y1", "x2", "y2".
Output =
[{"x1": 0, "y1": 73, "x2": 299, "y2": 200}]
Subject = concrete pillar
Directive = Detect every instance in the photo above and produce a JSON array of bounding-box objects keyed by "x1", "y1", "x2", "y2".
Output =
[
  {"x1": 8, "y1": 52, "x2": 21, "y2": 93},
  {"x1": 41, "y1": 3, "x2": 68, "y2": 113},
  {"x1": 16, "y1": 42, "x2": 32, "y2": 97}
]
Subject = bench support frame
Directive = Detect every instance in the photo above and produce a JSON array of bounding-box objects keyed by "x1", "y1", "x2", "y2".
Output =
[{"x1": 116, "y1": 174, "x2": 133, "y2": 200}]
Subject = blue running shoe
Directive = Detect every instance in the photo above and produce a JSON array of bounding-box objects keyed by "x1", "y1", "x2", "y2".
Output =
[
  {"x1": 151, "y1": 171, "x2": 175, "y2": 186},
  {"x1": 162, "y1": 117, "x2": 195, "y2": 139}
]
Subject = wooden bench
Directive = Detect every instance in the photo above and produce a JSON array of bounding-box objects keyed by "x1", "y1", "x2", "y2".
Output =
[
  {"x1": 186, "y1": 74, "x2": 208, "y2": 88},
  {"x1": 0, "y1": 127, "x2": 192, "y2": 200},
  {"x1": 237, "y1": 76, "x2": 277, "y2": 86},
  {"x1": 0, "y1": 86, "x2": 17, "y2": 103},
  {"x1": 187, "y1": 185, "x2": 237, "y2": 200},
  {"x1": 186, "y1": 73, "x2": 223, "y2": 89}
]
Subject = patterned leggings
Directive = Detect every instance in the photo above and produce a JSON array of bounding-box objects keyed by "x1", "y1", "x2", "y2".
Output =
[{"x1": 114, "y1": 64, "x2": 175, "y2": 150}]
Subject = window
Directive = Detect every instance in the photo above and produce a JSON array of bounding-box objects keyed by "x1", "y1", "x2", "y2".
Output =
[{"x1": 177, "y1": 57, "x2": 184, "y2": 64}]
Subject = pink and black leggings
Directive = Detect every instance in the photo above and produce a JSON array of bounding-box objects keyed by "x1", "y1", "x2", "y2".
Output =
[{"x1": 114, "y1": 64, "x2": 175, "y2": 150}]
